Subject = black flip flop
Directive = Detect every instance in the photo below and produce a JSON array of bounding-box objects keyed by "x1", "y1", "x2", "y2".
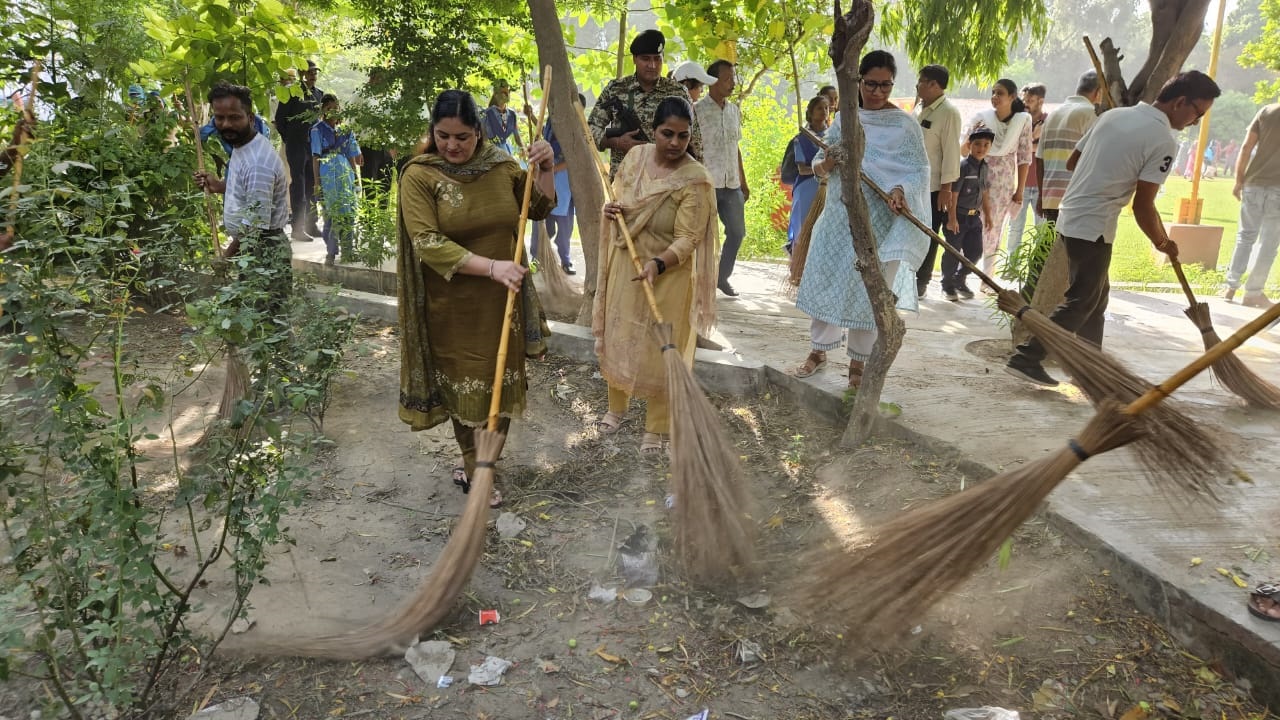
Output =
[
  {"x1": 1247, "y1": 582, "x2": 1280, "y2": 622},
  {"x1": 451, "y1": 466, "x2": 470, "y2": 494}
]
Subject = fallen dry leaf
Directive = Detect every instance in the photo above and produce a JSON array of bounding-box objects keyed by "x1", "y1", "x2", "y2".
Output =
[{"x1": 594, "y1": 645, "x2": 623, "y2": 664}]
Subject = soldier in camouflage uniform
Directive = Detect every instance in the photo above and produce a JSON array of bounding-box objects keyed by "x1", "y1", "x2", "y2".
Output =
[{"x1": 588, "y1": 29, "x2": 703, "y2": 179}]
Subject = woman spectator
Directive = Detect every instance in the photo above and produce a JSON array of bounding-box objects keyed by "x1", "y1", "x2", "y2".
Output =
[
  {"x1": 963, "y1": 78, "x2": 1032, "y2": 283},
  {"x1": 310, "y1": 94, "x2": 363, "y2": 265},
  {"x1": 792, "y1": 50, "x2": 930, "y2": 388},
  {"x1": 396, "y1": 89, "x2": 556, "y2": 508},
  {"x1": 593, "y1": 97, "x2": 719, "y2": 456},
  {"x1": 786, "y1": 95, "x2": 831, "y2": 253},
  {"x1": 482, "y1": 81, "x2": 525, "y2": 159}
]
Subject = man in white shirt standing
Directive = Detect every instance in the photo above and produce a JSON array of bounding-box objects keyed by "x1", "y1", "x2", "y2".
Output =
[
  {"x1": 694, "y1": 60, "x2": 749, "y2": 297},
  {"x1": 1005, "y1": 71, "x2": 1220, "y2": 387},
  {"x1": 912, "y1": 64, "x2": 962, "y2": 298},
  {"x1": 195, "y1": 81, "x2": 292, "y2": 314}
]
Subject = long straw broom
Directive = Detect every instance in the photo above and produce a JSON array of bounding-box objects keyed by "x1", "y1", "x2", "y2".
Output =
[
  {"x1": 255, "y1": 68, "x2": 556, "y2": 659},
  {"x1": 791, "y1": 300, "x2": 1276, "y2": 640},
  {"x1": 571, "y1": 100, "x2": 756, "y2": 584},
  {"x1": 798, "y1": 126, "x2": 1226, "y2": 496},
  {"x1": 183, "y1": 76, "x2": 250, "y2": 446},
  {"x1": 780, "y1": 171, "x2": 827, "y2": 299},
  {"x1": 520, "y1": 74, "x2": 583, "y2": 317},
  {"x1": 1168, "y1": 259, "x2": 1280, "y2": 409}
]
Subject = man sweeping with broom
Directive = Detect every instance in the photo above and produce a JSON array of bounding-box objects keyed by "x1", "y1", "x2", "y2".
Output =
[
  {"x1": 1005, "y1": 71, "x2": 1221, "y2": 387},
  {"x1": 193, "y1": 81, "x2": 292, "y2": 312}
]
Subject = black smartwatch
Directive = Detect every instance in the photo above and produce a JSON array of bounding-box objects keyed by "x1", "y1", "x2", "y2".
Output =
[{"x1": 652, "y1": 256, "x2": 666, "y2": 275}]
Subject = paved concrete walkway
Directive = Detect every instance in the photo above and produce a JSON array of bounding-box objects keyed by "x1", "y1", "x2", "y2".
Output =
[{"x1": 291, "y1": 237, "x2": 1280, "y2": 702}]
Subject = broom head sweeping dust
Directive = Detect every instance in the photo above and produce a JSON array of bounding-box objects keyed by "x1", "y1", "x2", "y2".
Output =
[
  {"x1": 183, "y1": 74, "x2": 250, "y2": 447},
  {"x1": 801, "y1": 124, "x2": 1230, "y2": 499},
  {"x1": 779, "y1": 172, "x2": 826, "y2": 300},
  {"x1": 573, "y1": 100, "x2": 757, "y2": 585},
  {"x1": 790, "y1": 299, "x2": 1278, "y2": 642},
  {"x1": 1170, "y1": 259, "x2": 1280, "y2": 409},
  {"x1": 240, "y1": 67, "x2": 555, "y2": 658},
  {"x1": 534, "y1": 227, "x2": 584, "y2": 317}
]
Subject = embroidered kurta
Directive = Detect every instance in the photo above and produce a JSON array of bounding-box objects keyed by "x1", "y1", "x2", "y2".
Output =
[
  {"x1": 592, "y1": 145, "x2": 719, "y2": 399},
  {"x1": 796, "y1": 109, "x2": 931, "y2": 330},
  {"x1": 397, "y1": 143, "x2": 553, "y2": 430}
]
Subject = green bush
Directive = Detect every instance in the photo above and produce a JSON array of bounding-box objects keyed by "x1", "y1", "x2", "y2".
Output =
[
  {"x1": 0, "y1": 94, "x2": 352, "y2": 718},
  {"x1": 740, "y1": 91, "x2": 794, "y2": 260}
]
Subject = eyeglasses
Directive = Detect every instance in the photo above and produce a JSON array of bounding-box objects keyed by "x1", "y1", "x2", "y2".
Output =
[
  {"x1": 1189, "y1": 100, "x2": 1210, "y2": 122},
  {"x1": 861, "y1": 80, "x2": 894, "y2": 93}
]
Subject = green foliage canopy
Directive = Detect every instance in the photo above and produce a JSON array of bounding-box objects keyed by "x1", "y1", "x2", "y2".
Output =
[{"x1": 1240, "y1": 0, "x2": 1280, "y2": 101}]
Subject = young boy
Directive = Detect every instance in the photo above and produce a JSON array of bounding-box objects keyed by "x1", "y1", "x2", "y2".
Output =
[{"x1": 941, "y1": 127, "x2": 996, "y2": 301}]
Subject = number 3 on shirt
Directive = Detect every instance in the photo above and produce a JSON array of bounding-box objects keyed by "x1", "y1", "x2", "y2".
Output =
[{"x1": 1159, "y1": 156, "x2": 1173, "y2": 173}]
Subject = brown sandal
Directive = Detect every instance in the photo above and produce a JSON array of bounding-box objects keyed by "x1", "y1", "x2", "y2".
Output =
[
  {"x1": 639, "y1": 432, "x2": 669, "y2": 457},
  {"x1": 848, "y1": 360, "x2": 865, "y2": 389},
  {"x1": 596, "y1": 411, "x2": 625, "y2": 435},
  {"x1": 793, "y1": 350, "x2": 827, "y2": 378}
]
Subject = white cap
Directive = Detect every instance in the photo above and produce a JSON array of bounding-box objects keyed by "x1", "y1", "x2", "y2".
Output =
[{"x1": 671, "y1": 61, "x2": 717, "y2": 86}]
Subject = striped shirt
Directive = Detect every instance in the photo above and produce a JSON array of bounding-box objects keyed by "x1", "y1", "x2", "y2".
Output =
[
  {"x1": 1036, "y1": 96, "x2": 1098, "y2": 210},
  {"x1": 224, "y1": 132, "x2": 289, "y2": 237}
]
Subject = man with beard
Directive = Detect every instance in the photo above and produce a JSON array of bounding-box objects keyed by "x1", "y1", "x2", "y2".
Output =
[{"x1": 194, "y1": 82, "x2": 291, "y2": 313}]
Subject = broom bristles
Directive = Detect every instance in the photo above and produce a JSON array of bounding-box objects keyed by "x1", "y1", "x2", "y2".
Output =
[
  {"x1": 997, "y1": 289, "x2": 1228, "y2": 499},
  {"x1": 534, "y1": 229, "x2": 583, "y2": 317},
  {"x1": 779, "y1": 180, "x2": 826, "y2": 299},
  {"x1": 1185, "y1": 303, "x2": 1280, "y2": 409},
  {"x1": 194, "y1": 347, "x2": 251, "y2": 447},
  {"x1": 248, "y1": 429, "x2": 506, "y2": 659},
  {"x1": 656, "y1": 322, "x2": 757, "y2": 585},
  {"x1": 790, "y1": 400, "x2": 1144, "y2": 640}
]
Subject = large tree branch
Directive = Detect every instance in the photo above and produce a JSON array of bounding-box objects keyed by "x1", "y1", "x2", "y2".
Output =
[
  {"x1": 1127, "y1": 0, "x2": 1212, "y2": 103},
  {"x1": 828, "y1": 0, "x2": 900, "y2": 447},
  {"x1": 1098, "y1": 37, "x2": 1130, "y2": 106}
]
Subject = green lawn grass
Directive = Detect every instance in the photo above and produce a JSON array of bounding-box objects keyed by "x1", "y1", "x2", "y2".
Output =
[
  {"x1": 751, "y1": 174, "x2": 1278, "y2": 296},
  {"x1": 1110, "y1": 175, "x2": 1277, "y2": 294}
]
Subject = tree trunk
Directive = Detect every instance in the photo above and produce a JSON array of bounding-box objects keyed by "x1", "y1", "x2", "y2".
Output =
[
  {"x1": 828, "y1": 0, "x2": 898, "y2": 448},
  {"x1": 529, "y1": 0, "x2": 603, "y2": 324},
  {"x1": 1101, "y1": 0, "x2": 1212, "y2": 106}
]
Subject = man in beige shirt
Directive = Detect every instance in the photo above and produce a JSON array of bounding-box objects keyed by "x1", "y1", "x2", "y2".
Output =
[
  {"x1": 913, "y1": 64, "x2": 962, "y2": 298},
  {"x1": 1225, "y1": 103, "x2": 1280, "y2": 308},
  {"x1": 694, "y1": 60, "x2": 749, "y2": 297}
]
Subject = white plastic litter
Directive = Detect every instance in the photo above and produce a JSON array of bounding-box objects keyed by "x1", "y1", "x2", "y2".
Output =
[{"x1": 468, "y1": 655, "x2": 513, "y2": 686}]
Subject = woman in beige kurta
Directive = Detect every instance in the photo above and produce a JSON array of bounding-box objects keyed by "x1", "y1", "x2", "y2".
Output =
[
  {"x1": 592, "y1": 98, "x2": 719, "y2": 456},
  {"x1": 397, "y1": 89, "x2": 556, "y2": 505}
]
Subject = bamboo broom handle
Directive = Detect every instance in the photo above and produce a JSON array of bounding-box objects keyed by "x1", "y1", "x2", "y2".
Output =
[
  {"x1": 570, "y1": 99, "x2": 666, "y2": 323},
  {"x1": 1083, "y1": 36, "x2": 1117, "y2": 109},
  {"x1": 487, "y1": 64, "x2": 553, "y2": 432},
  {"x1": 800, "y1": 126, "x2": 1007, "y2": 294},
  {"x1": 184, "y1": 74, "x2": 224, "y2": 257},
  {"x1": 1127, "y1": 301, "x2": 1280, "y2": 415},
  {"x1": 1168, "y1": 259, "x2": 1201, "y2": 310},
  {"x1": 5, "y1": 63, "x2": 39, "y2": 237}
]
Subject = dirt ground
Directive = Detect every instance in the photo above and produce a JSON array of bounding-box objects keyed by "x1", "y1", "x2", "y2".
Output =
[{"x1": 1, "y1": 313, "x2": 1272, "y2": 720}]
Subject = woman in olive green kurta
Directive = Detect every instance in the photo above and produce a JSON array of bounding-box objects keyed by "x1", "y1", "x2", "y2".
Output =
[
  {"x1": 397, "y1": 90, "x2": 556, "y2": 503},
  {"x1": 592, "y1": 98, "x2": 719, "y2": 456}
]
